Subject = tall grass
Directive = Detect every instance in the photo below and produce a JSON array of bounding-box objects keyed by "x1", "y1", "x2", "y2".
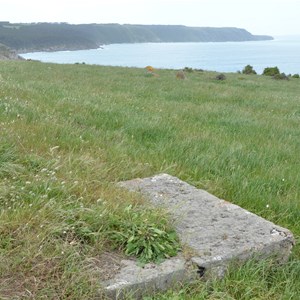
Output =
[{"x1": 0, "y1": 61, "x2": 299, "y2": 298}]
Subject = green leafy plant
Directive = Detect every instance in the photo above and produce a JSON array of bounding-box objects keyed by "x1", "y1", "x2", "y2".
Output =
[
  {"x1": 108, "y1": 205, "x2": 180, "y2": 263},
  {"x1": 54, "y1": 203, "x2": 180, "y2": 264},
  {"x1": 292, "y1": 73, "x2": 299, "y2": 78}
]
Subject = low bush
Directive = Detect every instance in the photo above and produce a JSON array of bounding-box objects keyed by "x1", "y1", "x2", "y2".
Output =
[
  {"x1": 145, "y1": 65, "x2": 155, "y2": 72},
  {"x1": 242, "y1": 65, "x2": 257, "y2": 75},
  {"x1": 263, "y1": 66, "x2": 280, "y2": 76},
  {"x1": 292, "y1": 73, "x2": 299, "y2": 78},
  {"x1": 273, "y1": 73, "x2": 289, "y2": 80},
  {"x1": 215, "y1": 73, "x2": 226, "y2": 80},
  {"x1": 176, "y1": 70, "x2": 186, "y2": 79},
  {"x1": 183, "y1": 67, "x2": 193, "y2": 73}
]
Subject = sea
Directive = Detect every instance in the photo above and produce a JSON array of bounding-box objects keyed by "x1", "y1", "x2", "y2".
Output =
[{"x1": 20, "y1": 36, "x2": 300, "y2": 74}]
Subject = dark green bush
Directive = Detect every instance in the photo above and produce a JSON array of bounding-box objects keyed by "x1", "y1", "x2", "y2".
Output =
[
  {"x1": 184, "y1": 67, "x2": 193, "y2": 73},
  {"x1": 263, "y1": 67, "x2": 280, "y2": 76},
  {"x1": 292, "y1": 74, "x2": 299, "y2": 78},
  {"x1": 242, "y1": 65, "x2": 257, "y2": 75},
  {"x1": 215, "y1": 73, "x2": 226, "y2": 80},
  {"x1": 273, "y1": 73, "x2": 289, "y2": 80}
]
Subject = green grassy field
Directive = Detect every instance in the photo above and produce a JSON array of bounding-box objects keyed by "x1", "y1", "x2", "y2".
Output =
[{"x1": 0, "y1": 61, "x2": 299, "y2": 299}]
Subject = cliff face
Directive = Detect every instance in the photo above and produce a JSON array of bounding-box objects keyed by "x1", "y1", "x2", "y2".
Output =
[
  {"x1": 0, "y1": 22, "x2": 274, "y2": 53},
  {"x1": 130, "y1": 25, "x2": 273, "y2": 43},
  {"x1": 0, "y1": 43, "x2": 24, "y2": 60}
]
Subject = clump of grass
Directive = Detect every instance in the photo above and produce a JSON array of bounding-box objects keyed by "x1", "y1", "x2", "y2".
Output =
[
  {"x1": 0, "y1": 143, "x2": 24, "y2": 178},
  {"x1": 52, "y1": 201, "x2": 180, "y2": 264},
  {"x1": 107, "y1": 204, "x2": 180, "y2": 263},
  {"x1": 146, "y1": 259, "x2": 300, "y2": 300}
]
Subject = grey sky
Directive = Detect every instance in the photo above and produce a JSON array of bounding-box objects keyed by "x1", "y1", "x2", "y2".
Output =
[{"x1": 1, "y1": 0, "x2": 299, "y2": 36}]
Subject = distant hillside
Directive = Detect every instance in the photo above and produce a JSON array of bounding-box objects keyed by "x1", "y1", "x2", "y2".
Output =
[
  {"x1": 0, "y1": 42, "x2": 24, "y2": 60},
  {"x1": 0, "y1": 22, "x2": 273, "y2": 53}
]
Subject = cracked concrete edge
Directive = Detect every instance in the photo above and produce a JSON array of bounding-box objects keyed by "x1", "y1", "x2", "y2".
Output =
[
  {"x1": 100, "y1": 238, "x2": 295, "y2": 300},
  {"x1": 191, "y1": 237, "x2": 295, "y2": 279},
  {"x1": 101, "y1": 256, "x2": 197, "y2": 299},
  {"x1": 99, "y1": 228, "x2": 294, "y2": 299}
]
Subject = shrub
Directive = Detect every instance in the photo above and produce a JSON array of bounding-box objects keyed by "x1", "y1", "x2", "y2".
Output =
[
  {"x1": 242, "y1": 65, "x2": 257, "y2": 75},
  {"x1": 263, "y1": 67, "x2": 280, "y2": 76},
  {"x1": 145, "y1": 65, "x2": 154, "y2": 72},
  {"x1": 292, "y1": 73, "x2": 299, "y2": 78},
  {"x1": 183, "y1": 67, "x2": 193, "y2": 73},
  {"x1": 273, "y1": 73, "x2": 289, "y2": 80},
  {"x1": 145, "y1": 65, "x2": 159, "y2": 77},
  {"x1": 215, "y1": 73, "x2": 226, "y2": 80},
  {"x1": 176, "y1": 70, "x2": 186, "y2": 79}
]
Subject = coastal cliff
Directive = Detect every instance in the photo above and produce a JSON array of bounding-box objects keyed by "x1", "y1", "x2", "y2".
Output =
[
  {"x1": 0, "y1": 22, "x2": 273, "y2": 53},
  {"x1": 0, "y1": 43, "x2": 24, "y2": 60}
]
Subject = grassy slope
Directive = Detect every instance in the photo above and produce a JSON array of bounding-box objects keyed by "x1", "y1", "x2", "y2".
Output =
[{"x1": 0, "y1": 61, "x2": 299, "y2": 299}]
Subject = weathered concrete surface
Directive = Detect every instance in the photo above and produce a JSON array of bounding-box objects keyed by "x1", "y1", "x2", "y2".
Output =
[
  {"x1": 102, "y1": 256, "x2": 194, "y2": 299},
  {"x1": 103, "y1": 173, "x2": 295, "y2": 298}
]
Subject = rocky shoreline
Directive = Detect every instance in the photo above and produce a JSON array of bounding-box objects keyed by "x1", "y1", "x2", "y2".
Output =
[{"x1": 17, "y1": 44, "x2": 100, "y2": 55}]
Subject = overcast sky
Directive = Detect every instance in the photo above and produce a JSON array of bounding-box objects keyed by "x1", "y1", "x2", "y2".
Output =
[{"x1": 1, "y1": 0, "x2": 299, "y2": 36}]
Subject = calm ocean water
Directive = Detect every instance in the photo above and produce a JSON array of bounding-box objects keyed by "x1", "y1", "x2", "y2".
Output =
[{"x1": 21, "y1": 36, "x2": 300, "y2": 74}]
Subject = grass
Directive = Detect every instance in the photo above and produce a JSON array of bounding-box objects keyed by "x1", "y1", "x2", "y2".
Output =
[{"x1": 0, "y1": 61, "x2": 300, "y2": 299}]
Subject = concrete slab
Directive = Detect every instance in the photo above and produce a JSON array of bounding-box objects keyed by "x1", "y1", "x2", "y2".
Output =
[
  {"x1": 102, "y1": 256, "x2": 194, "y2": 299},
  {"x1": 103, "y1": 173, "x2": 295, "y2": 299}
]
